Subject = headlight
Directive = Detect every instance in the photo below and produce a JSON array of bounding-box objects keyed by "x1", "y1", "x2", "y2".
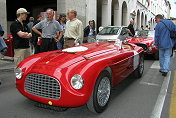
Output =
[
  {"x1": 71, "y1": 74, "x2": 84, "y2": 90},
  {"x1": 148, "y1": 47, "x2": 152, "y2": 51},
  {"x1": 123, "y1": 40, "x2": 128, "y2": 44},
  {"x1": 15, "y1": 68, "x2": 23, "y2": 80},
  {"x1": 151, "y1": 43, "x2": 155, "y2": 48}
]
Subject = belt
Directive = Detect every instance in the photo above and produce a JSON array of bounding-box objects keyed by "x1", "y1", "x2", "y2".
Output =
[
  {"x1": 42, "y1": 38, "x2": 55, "y2": 43},
  {"x1": 42, "y1": 38, "x2": 54, "y2": 40}
]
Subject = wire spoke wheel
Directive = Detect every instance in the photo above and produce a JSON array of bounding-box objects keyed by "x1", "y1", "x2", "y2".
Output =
[{"x1": 97, "y1": 77, "x2": 111, "y2": 107}]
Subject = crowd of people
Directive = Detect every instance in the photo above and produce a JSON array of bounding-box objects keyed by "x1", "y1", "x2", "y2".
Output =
[
  {"x1": 0, "y1": 7, "x2": 175, "y2": 78},
  {"x1": 6, "y1": 8, "x2": 97, "y2": 68}
]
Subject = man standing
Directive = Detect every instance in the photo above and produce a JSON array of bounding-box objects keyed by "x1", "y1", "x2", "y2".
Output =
[
  {"x1": 27, "y1": 17, "x2": 34, "y2": 33},
  {"x1": 32, "y1": 14, "x2": 44, "y2": 54},
  {"x1": 84, "y1": 20, "x2": 96, "y2": 43},
  {"x1": 64, "y1": 9, "x2": 83, "y2": 48},
  {"x1": 141, "y1": 25, "x2": 144, "y2": 30},
  {"x1": 10, "y1": 8, "x2": 32, "y2": 68},
  {"x1": 154, "y1": 14, "x2": 176, "y2": 77},
  {"x1": 27, "y1": 17, "x2": 35, "y2": 54},
  {"x1": 145, "y1": 25, "x2": 149, "y2": 30},
  {"x1": 0, "y1": 24, "x2": 7, "y2": 60},
  {"x1": 127, "y1": 19, "x2": 135, "y2": 37},
  {"x1": 32, "y1": 8, "x2": 63, "y2": 52},
  {"x1": 57, "y1": 14, "x2": 66, "y2": 49}
]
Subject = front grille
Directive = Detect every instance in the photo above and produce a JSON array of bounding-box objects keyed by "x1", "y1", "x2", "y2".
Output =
[
  {"x1": 25, "y1": 73, "x2": 61, "y2": 100},
  {"x1": 134, "y1": 43, "x2": 149, "y2": 52}
]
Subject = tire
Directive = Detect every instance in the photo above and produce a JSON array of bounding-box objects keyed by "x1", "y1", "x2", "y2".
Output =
[
  {"x1": 154, "y1": 51, "x2": 159, "y2": 60},
  {"x1": 30, "y1": 44, "x2": 35, "y2": 55},
  {"x1": 134, "y1": 54, "x2": 144, "y2": 79},
  {"x1": 87, "y1": 70, "x2": 111, "y2": 113}
]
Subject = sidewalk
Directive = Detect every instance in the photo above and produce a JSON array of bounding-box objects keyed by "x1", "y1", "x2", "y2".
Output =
[{"x1": 0, "y1": 56, "x2": 14, "y2": 71}]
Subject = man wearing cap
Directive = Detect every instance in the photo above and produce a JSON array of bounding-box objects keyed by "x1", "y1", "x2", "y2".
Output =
[
  {"x1": 32, "y1": 8, "x2": 63, "y2": 52},
  {"x1": 10, "y1": 8, "x2": 32, "y2": 68}
]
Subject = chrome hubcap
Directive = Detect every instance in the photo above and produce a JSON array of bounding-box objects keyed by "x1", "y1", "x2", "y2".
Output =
[{"x1": 97, "y1": 77, "x2": 111, "y2": 107}]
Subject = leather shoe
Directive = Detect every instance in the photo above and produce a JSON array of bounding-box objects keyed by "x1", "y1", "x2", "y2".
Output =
[{"x1": 162, "y1": 72, "x2": 168, "y2": 77}]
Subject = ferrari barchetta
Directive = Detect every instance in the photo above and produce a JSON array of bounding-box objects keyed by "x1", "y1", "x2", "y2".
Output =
[
  {"x1": 126, "y1": 30, "x2": 159, "y2": 60},
  {"x1": 16, "y1": 41, "x2": 144, "y2": 113}
]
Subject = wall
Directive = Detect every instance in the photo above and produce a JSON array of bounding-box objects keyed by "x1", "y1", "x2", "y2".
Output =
[{"x1": 57, "y1": 0, "x2": 87, "y2": 27}]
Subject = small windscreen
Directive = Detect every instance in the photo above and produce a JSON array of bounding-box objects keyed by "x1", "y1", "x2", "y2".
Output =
[{"x1": 135, "y1": 30, "x2": 154, "y2": 37}]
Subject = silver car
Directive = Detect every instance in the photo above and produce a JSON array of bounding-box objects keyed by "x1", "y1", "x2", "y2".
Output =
[{"x1": 96, "y1": 26, "x2": 130, "y2": 42}]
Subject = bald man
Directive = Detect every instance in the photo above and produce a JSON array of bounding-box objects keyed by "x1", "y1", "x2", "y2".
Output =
[
  {"x1": 32, "y1": 8, "x2": 63, "y2": 52},
  {"x1": 128, "y1": 20, "x2": 135, "y2": 37}
]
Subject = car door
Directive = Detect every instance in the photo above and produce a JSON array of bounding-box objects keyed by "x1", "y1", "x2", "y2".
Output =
[{"x1": 111, "y1": 47, "x2": 134, "y2": 86}]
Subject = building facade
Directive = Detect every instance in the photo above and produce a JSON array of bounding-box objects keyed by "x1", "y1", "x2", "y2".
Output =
[
  {"x1": 57, "y1": 0, "x2": 171, "y2": 31},
  {"x1": 0, "y1": 0, "x2": 171, "y2": 34}
]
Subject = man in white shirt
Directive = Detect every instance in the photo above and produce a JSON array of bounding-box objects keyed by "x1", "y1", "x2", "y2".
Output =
[{"x1": 64, "y1": 9, "x2": 83, "y2": 48}]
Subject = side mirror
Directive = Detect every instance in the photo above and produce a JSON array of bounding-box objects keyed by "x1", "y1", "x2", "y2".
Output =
[{"x1": 99, "y1": 27, "x2": 104, "y2": 32}]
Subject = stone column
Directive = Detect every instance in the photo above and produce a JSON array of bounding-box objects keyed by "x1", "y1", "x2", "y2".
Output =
[
  {"x1": 57, "y1": 0, "x2": 66, "y2": 15},
  {"x1": 0, "y1": 0, "x2": 7, "y2": 35},
  {"x1": 57, "y1": 0, "x2": 86, "y2": 27},
  {"x1": 113, "y1": 1, "x2": 120, "y2": 26},
  {"x1": 102, "y1": 0, "x2": 109, "y2": 27},
  {"x1": 86, "y1": 0, "x2": 97, "y2": 26}
]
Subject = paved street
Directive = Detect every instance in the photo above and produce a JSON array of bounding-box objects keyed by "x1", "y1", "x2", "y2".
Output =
[{"x1": 0, "y1": 53, "x2": 175, "y2": 118}]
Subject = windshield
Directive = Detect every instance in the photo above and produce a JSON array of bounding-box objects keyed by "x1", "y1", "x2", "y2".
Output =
[
  {"x1": 99, "y1": 27, "x2": 121, "y2": 35},
  {"x1": 135, "y1": 30, "x2": 155, "y2": 37}
]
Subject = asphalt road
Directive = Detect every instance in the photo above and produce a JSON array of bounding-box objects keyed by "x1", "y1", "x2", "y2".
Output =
[{"x1": 0, "y1": 53, "x2": 175, "y2": 118}]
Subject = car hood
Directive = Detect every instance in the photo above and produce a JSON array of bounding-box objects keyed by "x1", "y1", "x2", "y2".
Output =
[
  {"x1": 30, "y1": 42, "x2": 117, "y2": 69},
  {"x1": 127, "y1": 37, "x2": 154, "y2": 44}
]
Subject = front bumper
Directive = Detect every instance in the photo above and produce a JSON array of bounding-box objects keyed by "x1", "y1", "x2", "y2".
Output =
[
  {"x1": 16, "y1": 69, "x2": 89, "y2": 107},
  {"x1": 144, "y1": 47, "x2": 158, "y2": 54}
]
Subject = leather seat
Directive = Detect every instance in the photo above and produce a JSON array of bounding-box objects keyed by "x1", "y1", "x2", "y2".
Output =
[{"x1": 122, "y1": 44, "x2": 134, "y2": 50}]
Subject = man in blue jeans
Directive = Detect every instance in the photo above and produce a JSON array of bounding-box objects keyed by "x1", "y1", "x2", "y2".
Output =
[{"x1": 154, "y1": 14, "x2": 176, "y2": 77}]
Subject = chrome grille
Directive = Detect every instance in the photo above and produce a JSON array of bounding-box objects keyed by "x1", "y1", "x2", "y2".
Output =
[{"x1": 25, "y1": 73, "x2": 61, "y2": 100}]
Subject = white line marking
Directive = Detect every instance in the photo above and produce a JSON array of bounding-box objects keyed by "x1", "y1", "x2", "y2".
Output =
[
  {"x1": 172, "y1": 51, "x2": 175, "y2": 59},
  {"x1": 140, "y1": 82, "x2": 160, "y2": 87},
  {"x1": 150, "y1": 71, "x2": 171, "y2": 118},
  {"x1": 150, "y1": 61, "x2": 160, "y2": 69}
]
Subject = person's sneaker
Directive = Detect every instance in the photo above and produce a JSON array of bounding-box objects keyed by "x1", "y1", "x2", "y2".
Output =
[{"x1": 162, "y1": 72, "x2": 168, "y2": 77}]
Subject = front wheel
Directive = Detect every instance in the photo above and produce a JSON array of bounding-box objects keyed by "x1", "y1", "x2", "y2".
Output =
[
  {"x1": 87, "y1": 71, "x2": 111, "y2": 113},
  {"x1": 134, "y1": 54, "x2": 144, "y2": 79}
]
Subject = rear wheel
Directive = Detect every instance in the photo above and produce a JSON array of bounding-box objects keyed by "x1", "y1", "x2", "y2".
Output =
[
  {"x1": 87, "y1": 71, "x2": 111, "y2": 113},
  {"x1": 134, "y1": 54, "x2": 144, "y2": 79}
]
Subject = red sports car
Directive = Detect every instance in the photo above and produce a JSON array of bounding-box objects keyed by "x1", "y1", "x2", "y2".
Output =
[
  {"x1": 15, "y1": 41, "x2": 144, "y2": 113},
  {"x1": 126, "y1": 30, "x2": 159, "y2": 60}
]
